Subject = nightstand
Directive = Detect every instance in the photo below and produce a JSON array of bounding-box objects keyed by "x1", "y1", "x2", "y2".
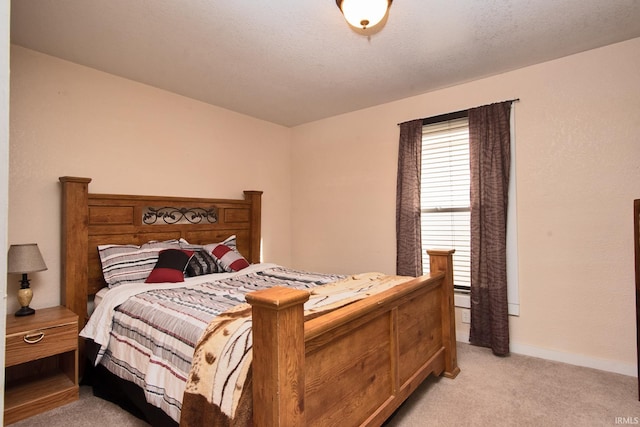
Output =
[{"x1": 4, "y1": 306, "x2": 79, "y2": 425}]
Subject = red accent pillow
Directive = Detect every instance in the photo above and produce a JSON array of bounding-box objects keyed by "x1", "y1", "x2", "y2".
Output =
[
  {"x1": 210, "y1": 244, "x2": 250, "y2": 272},
  {"x1": 145, "y1": 249, "x2": 194, "y2": 283}
]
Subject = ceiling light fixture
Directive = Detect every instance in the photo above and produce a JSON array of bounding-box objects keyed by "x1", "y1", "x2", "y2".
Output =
[{"x1": 336, "y1": 0, "x2": 393, "y2": 30}]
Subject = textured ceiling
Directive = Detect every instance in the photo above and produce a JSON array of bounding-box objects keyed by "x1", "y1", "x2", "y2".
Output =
[{"x1": 10, "y1": 0, "x2": 640, "y2": 127}]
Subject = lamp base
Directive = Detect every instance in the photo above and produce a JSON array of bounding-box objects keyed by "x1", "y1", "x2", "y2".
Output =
[
  {"x1": 16, "y1": 285, "x2": 35, "y2": 316},
  {"x1": 15, "y1": 306, "x2": 35, "y2": 316}
]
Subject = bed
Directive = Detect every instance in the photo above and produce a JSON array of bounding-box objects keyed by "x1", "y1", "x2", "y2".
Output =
[{"x1": 59, "y1": 176, "x2": 460, "y2": 426}]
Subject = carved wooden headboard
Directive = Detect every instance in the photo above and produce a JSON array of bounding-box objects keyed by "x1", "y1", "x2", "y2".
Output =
[{"x1": 59, "y1": 176, "x2": 262, "y2": 330}]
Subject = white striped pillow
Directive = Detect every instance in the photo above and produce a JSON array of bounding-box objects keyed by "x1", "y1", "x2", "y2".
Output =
[{"x1": 98, "y1": 240, "x2": 181, "y2": 287}]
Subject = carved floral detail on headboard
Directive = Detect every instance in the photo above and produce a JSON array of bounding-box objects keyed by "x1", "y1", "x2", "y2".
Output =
[{"x1": 142, "y1": 206, "x2": 218, "y2": 225}]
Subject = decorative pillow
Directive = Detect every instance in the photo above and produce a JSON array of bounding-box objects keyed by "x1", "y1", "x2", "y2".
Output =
[
  {"x1": 185, "y1": 250, "x2": 220, "y2": 277},
  {"x1": 98, "y1": 240, "x2": 181, "y2": 288},
  {"x1": 180, "y1": 235, "x2": 238, "y2": 251},
  {"x1": 219, "y1": 235, "x2": 237, "y2": 250},
  {"x1": 206, "y1": 242, "x2": 250, "y2": 272},
  {"x1": 145, "y1": 249, "x2": 194, "y2": 283}
]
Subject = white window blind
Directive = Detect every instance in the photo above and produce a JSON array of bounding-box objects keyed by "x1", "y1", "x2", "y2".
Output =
[{"x1": 421, "y1": 117, "x2": 471, "y2": 291}]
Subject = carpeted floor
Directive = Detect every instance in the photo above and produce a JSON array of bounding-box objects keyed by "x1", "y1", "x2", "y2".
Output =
[
  {"x1": 11, "y1": 343, "x2": 640, "y2": 426},
  {"x1": 385, "y1": 344, "x2": 639, "y2": 427}
]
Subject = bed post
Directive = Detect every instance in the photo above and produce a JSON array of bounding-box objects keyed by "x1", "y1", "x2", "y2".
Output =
[
  {"x1": 427, "y1": 249, "x2": 460, "y2": 378},
  {"x1": 244, "y1": 190, "x2": 263, "y2": 264},
  {"x1": 246, "y1": 286, "x2": 309, "y2": 426},
  {"x1": 59, "y1": 176, "x2": 91, "y2": 373},
  {"x1": 59, "y1": 177, "x2": 91, "y2": 326}
]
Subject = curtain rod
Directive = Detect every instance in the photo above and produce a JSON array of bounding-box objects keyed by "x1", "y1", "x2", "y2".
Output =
[{"x1": 398, "y1": 98, "x2": 520, "y2": 126}]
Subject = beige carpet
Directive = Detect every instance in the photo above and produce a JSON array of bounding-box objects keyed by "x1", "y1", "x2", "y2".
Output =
[
  {"x1": 11, "y1": 343, "x2": 640, "y2": 426},
  {"x1": 386, "y1": 344, "x2": 639, "y2": 427}
]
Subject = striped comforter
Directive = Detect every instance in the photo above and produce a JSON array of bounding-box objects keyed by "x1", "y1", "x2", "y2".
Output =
[
  {"x1": 181, "y1": 270, "x2": 413, "y2": 427},
  {"x1": 80, "y1": 263, "x2": 345, "y2": 423}
]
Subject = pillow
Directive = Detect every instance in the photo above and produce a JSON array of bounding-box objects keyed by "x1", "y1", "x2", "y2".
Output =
[
  {"x1": 145, "y1": 249, "x2": 194, "y2": 283},
  {"x1": 206, "y1": 242, "x2": 250, "y2": 272},
  {"x1": 180, "y1": 235, "x2": 238, "y2": 251},
  {"x1": 98, "y1": 240, "x2": 181, "y2": 288},
  {"x1": 185, "y1": 250, "x2": 220, "y2": 277},
  {"x1": 219, "y1": 235, "x2": 237, "y2": 250}
]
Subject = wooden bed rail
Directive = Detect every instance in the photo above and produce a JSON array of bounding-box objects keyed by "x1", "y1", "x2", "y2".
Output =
[{"x1": 246, "y1": 249, "x2": 458, "y2": 427}]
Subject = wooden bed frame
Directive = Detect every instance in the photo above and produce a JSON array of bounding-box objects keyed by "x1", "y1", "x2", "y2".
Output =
[{"x1": 59, "y1": 176, "x2": 459, "y2": 426}]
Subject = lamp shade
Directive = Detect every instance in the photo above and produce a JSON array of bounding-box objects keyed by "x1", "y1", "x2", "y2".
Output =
[
  {"x1": 8, "y1": 244, "x2": 48, "y2": 274},
  {"x1": 336, "y1": 0, "x2": 392, "y2": 29}
]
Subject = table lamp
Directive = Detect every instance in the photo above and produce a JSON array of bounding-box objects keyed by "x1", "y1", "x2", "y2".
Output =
[{"x1": 7, "y1": 243, "x2": 48, "y2": 316}]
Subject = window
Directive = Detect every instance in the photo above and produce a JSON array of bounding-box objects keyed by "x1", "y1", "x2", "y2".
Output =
[
  {"x1": 420, "y1": 110, "x2": 520, "y2": 315},
  {"x1": 420, "y1": 115, "x2": 471, "y2": 292}
]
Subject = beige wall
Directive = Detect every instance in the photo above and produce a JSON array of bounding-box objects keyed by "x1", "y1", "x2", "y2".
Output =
[
  {"x1": 9, "y1": 37, "x2": 640, "y2": 375},
  {"x1": 291, "y1": 37, "x2": 640, "y2": 374},
  {"x1": 8, "y1": 45, "x2": 293, "y2": 314}
]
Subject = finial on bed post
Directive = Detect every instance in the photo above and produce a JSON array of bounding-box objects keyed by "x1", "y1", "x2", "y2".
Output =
[
  {"x1": 427, "y1": 249, "x2": 460, "y2": 379},
  {"x1": 246, "y1": 286, "x2": 309, "y2": 426}
]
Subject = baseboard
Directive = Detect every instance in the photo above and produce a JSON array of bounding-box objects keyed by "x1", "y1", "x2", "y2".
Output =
[{"x1": 456, "y1": 332, "x2": 637, "y2": 377}]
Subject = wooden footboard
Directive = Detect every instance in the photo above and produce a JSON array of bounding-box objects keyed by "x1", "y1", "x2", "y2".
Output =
[{"x1": 246, "y1": 250, "x2": 459, "y2": 426}]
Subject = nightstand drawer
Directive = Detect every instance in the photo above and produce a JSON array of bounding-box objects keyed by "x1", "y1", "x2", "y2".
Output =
[{"x1": 5, "y1": 322, "x2": 77, "y2": 367}]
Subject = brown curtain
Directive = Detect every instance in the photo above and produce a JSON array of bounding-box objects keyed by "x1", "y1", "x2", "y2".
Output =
[
  {"x1": 396, "y1": 119, "x2": 423, "y2": 277},
  {"x1": 468, "y1": 101, "x2": 512, "y2": 356}
]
